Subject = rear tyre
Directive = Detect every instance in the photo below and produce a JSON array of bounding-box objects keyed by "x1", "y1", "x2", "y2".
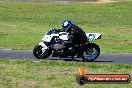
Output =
[
  {"x1": 82, "y1": 43, "x2": 100, "y2": 62},
  {"x1": 33, "y1": 45, "x2": 52, "y2": 59}
]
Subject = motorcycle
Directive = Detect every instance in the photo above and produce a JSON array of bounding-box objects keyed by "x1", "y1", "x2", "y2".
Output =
[{"x1": 33, "y1": 28, "x2": 102, "y2": 61}]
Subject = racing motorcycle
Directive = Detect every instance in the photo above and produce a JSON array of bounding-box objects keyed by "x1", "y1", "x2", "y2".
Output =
[{"x1": 33, "y1": 28, "x2": 102, "y2": 61}]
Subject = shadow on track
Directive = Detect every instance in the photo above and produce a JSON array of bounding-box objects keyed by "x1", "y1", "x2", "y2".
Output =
[{"x1": 47, "y1": 58, "x2": 114, "y2": 63}]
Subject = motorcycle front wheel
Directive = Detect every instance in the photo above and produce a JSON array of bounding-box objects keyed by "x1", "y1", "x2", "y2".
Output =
[
  {"x1": 82, "y1": 43, "x2": 100, "y2": 62},
  {"x1": 33, "y1": 45, "x2": 52, "y2": 59}
]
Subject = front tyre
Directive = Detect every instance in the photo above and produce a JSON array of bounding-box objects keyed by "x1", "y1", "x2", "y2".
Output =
[
  {"x1": 33, "y1": 45, "x2": 52, "y2": 59},
  {"x1": 82, "y1": 43, "x2": 100, "y2": 62}
]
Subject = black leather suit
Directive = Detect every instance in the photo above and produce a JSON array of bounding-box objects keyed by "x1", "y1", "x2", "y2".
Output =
[{"x1": 61, "y1": 24, "x2": 87, "y2": 45}]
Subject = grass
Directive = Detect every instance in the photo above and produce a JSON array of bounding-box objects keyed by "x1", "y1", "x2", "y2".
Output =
[
  {"x1": 0, "y1": 59, "x2": 132, "y2": 88},
  {"x1": 0, "y1": 1, "x2": 132, "y2": 53}
]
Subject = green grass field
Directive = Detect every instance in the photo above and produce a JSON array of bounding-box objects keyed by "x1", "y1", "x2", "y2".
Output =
[
  {"x1": 0, "y1": 59, "x2": 132, "y2": 88},
  {"x1": 0, "y1": 1, "x2": 132, "y2": 53},
  {"x1": 0, "y1": 1, "x2": 132, "y2": 88}
]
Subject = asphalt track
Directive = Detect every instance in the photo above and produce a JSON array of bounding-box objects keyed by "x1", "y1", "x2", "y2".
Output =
[{"x1": 0, "y1": 50, "x2": 132, "y2": 64}]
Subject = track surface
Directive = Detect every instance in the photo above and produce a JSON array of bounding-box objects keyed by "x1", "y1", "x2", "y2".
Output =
[{"x1": 0, "y1": 50, "x2": 132, "y2": 64}]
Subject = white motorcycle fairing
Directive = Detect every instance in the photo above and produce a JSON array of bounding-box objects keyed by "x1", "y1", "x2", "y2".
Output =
[
  {"x1": 86, "y1": 33, "x2": 102, "y2": 42},
  {"x1": 42, "y1": 31, "x2": 101, "y2": 43},
  {"x1": 86, "y1": 33, "x2": 102, "y2": 40},
  {"x1": 42, "y1": 32, "x2": 69, "y2": 42}
]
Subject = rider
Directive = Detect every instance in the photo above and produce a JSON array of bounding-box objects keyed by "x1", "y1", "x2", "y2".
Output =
[{"x1": 61, "y1": 20, "x2": 87, "y2": 46}]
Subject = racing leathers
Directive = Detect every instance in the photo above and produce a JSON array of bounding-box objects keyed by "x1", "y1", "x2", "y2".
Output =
[{"x1": 61, "y1": 24, "x2": 87, "y2": 46}]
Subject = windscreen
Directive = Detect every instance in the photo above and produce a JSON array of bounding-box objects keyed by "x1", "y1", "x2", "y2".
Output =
[{"x1": 46, "y1": 29, "x2": 57, "y2": 35}]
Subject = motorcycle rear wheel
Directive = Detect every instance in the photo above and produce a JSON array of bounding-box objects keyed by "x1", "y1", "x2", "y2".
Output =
[{"x1": 82, "y1": 43, "x2": 100, "y2": 62}]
